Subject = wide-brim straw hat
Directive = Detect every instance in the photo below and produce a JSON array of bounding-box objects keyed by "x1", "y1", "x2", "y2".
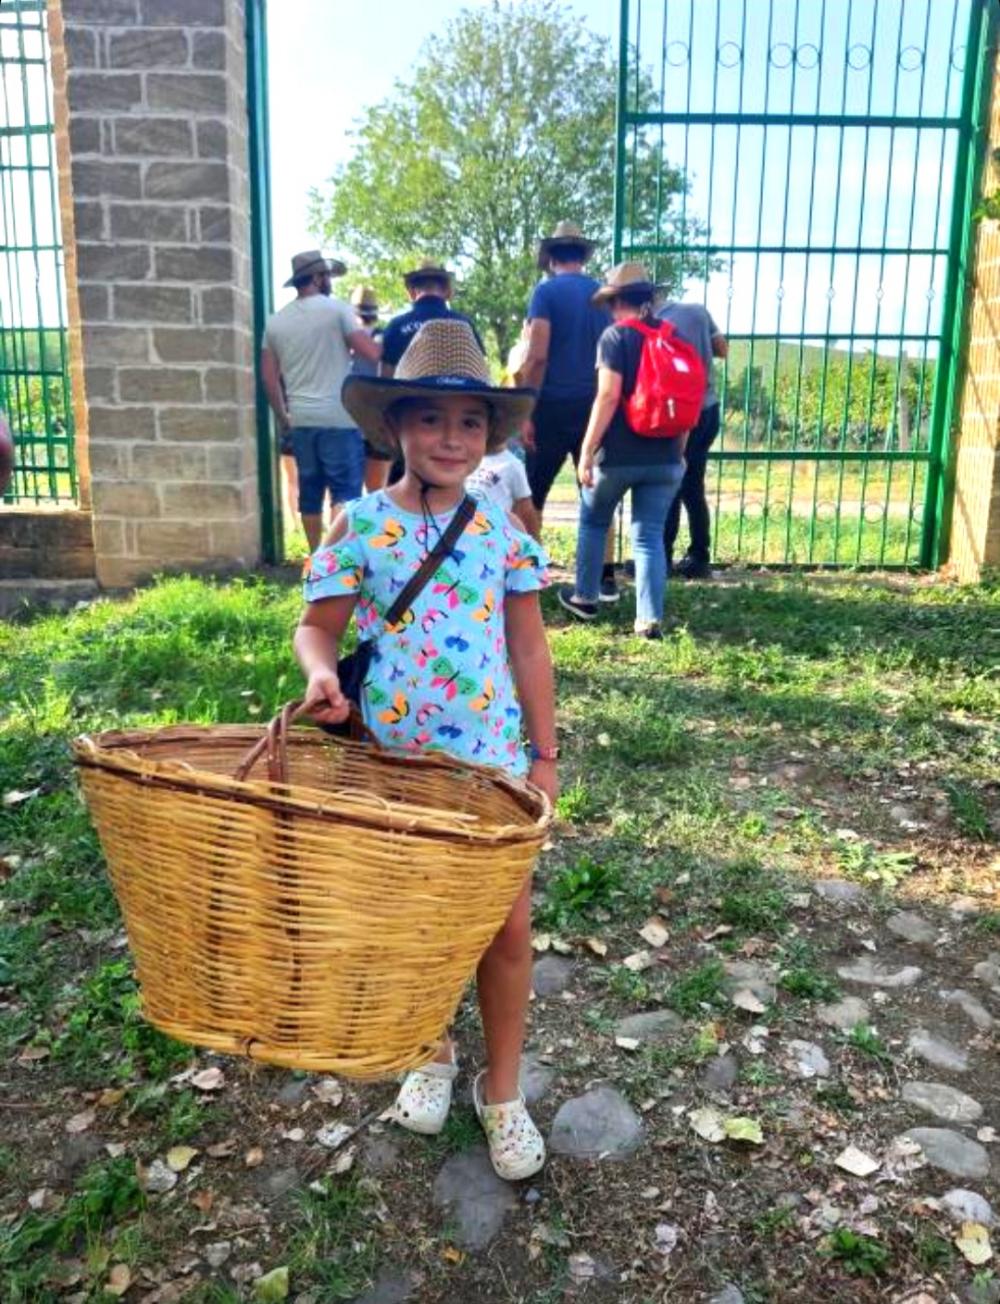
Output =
[
  {"x1": 342, "y1": 319, "x2": 536, "y2": 455},
  {"x1": 403, "y1": 258, "x2": 454, "y2": 289},
  {"x1": 350, "y1": 285, "x2": 380, "y2": 317},
  {"x1": 284, "y1": 249, "x2": 347, "y2": 287},
  {"x1": 537, "y1": 220, "x2": 597, "y2": 270},
  {"x1": 592, "y1": 260, "x2": 663, "y2": 305}
]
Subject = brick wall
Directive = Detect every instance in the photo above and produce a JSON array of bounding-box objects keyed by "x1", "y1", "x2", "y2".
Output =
[
  {"x1": 49, "y1": 0, "x2": 260, "y2": 587},
  {"x1": 950, "y1": 58, "x2": 1000, "y2": 583}
]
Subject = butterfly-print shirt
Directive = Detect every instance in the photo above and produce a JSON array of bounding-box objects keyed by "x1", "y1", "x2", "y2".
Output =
[{"x1": 304, "y1": 490, "x2": 550, "y2": 776}]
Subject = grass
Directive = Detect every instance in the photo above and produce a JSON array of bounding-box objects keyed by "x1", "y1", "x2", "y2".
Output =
[{"x1": 2, "y1": 566, "x2": 999, "y2": 1301}]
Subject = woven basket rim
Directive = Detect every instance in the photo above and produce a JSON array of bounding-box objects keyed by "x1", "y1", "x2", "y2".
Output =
[{"x1": 72, "y1": 724, "x2": 550, "y2": 844}]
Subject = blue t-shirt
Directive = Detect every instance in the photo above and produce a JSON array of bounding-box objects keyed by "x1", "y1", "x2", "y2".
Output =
[
  {"x1": 381, "y1": 297, "x2": 484, "y2": 369},
  {"x1": 527, "y1": 273, "x2": 610, "y2": 402}
]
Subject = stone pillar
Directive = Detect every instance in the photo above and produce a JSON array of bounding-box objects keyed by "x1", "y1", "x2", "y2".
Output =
[
  {"x1": 950, "y1": 63, "x2": 1000, "y2": 582},
  {"x1": 49, "y1": 0, "x2": 260, "y2": 587}
]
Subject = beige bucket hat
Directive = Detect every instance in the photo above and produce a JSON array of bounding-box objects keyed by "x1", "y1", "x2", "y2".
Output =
[
  {"x1": 342, "y1": 319, "x2": 536, "y2": 455},
  {"x1": 537, "y1": 219, "x2": 597, "y2": 269},
  {"x1": 283, "y1": 249, "x2": 347, "y2": 287},
  {"x1": 403, "y1": 258, "x2": 454, "y2": 289},
  {"x1": 591, "y1": 260, "x2": 662, "y2": 305},
  {"x1": 350, "y1": 285, "x2": 380, "y2": 318}
]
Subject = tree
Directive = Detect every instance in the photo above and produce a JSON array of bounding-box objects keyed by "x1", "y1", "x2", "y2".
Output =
[{"x1": 309, "y1": 1, "x2": 698, "y2": 359}]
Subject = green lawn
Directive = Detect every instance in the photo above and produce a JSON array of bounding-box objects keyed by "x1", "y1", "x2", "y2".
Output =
[{"x1": 1, "y1": 569, "x2": 998, "y2": 1301}]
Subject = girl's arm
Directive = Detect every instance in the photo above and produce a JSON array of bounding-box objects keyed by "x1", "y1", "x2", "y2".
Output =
[
  {"x1": 505, "y1": 591, "x2": 558, "y2": 803},
  {"x1": 578, "y1": 365, "x2": 623, "y2": 487},
  {"x1": 511, "y1": 495, "x2": 541, "y2": 540},
  {"x1": 294, "y1": 512, "x2": 359, "y2": 724}
]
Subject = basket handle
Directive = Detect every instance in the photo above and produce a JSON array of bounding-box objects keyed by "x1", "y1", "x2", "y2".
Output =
[{"x1": 232, "y1": 701, "x2": 376, "y2": 784}]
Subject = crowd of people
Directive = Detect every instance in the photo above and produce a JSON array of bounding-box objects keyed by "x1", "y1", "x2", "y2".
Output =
[
  {"x1": 261, "y1": 220, "x2": 726, "y2": 636},
  {"x1": 267, "y1": 222, "x2": 728, "y2": 1184}
]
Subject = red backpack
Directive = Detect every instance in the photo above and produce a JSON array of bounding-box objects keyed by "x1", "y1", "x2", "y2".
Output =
[{"x1": 621, "y1": 318, "x2": 707, "y2": 438}]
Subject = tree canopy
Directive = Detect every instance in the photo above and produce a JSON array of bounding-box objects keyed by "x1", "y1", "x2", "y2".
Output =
[{"x1": 309, "y1": 1, "x2": 694, "y2": 359}]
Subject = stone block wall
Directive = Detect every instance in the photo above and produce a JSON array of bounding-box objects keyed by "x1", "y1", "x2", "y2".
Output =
[
  {"x1": 950, "y1": 50, "x2": 1000, "y2": 583},
  {"x1": 48, "y1": 0, "x2": 261, "y2": 587}
]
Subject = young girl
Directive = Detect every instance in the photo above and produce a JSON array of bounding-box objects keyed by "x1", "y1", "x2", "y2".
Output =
[{"x1": 294, "y1": 319, "x2": 558, "y2": 1181}]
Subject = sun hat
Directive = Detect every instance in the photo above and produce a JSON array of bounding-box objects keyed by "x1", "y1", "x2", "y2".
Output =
[
  {"x1": 537, "y1": 220, "x2": 597, "y2": 270},
  {"x1": 403, "y1": 258, "x2": 454, "y2": 289},
  {"x1": 591, "y1": 260, "x2": 662, "y2": 305},
  {"x1": 342, "y1": 319, "x2": 536, "y2": 455},
  {"x1": 283, "y1": 249, "x2": 347, "y2": 287},
  {"x1": 350, "y1": 285, "x2": 380, "y2": 318}
]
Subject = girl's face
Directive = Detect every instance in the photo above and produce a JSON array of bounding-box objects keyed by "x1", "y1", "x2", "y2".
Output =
[{"x1": 393, "y1": 396, "x2": 491, "y2": 487}]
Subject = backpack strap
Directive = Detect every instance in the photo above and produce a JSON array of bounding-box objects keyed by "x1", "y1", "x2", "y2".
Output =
[
  {"x1": 382, "y1": 493, "x2": 476, "y2": 629},
  {"x1": 619, "y1": 316, "x2": 673, "y2": 342}
]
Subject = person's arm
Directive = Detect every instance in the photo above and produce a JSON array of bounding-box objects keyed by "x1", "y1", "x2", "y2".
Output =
[
  {"x1": 712, "y1": 333, "x2": 728, "y2": 359},
  {"x1": 505, "y1": 591, "x2": 558, "y2": 804},
  {"x1": 347, "y1": 328, "x2": 381, "y2": 363},
  {"x1": 578, "y1": 365, "x2": 622, "y2": 488},
  {"x1": 260, "y1": 346, "x2": 289, "y2": 434},
  {"x1": 293, "y1": 512, "x2": 358, "y2": 725},
  {"x1": 519, "y1": 318, "x2": 550, "y2": 392},
  {"x1": 511, "y1": 496, "x2": 541, "y2": 541}
]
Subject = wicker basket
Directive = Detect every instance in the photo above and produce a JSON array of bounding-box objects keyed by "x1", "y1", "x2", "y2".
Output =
[{"x1": 73, "y1": 703, "x2": 550, "y2": 1079}]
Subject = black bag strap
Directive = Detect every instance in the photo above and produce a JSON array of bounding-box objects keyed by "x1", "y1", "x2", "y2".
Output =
[{"x1": 383, "y1": 494, "x2": 476, "y2": 629}]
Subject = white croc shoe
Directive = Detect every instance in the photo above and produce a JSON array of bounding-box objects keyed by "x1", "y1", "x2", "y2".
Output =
[
  {"x1": 473, "y1": 1070, "x2": 546, "y2": 1181},
  {"x1": 392, "y1": 1055, "x2": 459, "y2": 1136}
]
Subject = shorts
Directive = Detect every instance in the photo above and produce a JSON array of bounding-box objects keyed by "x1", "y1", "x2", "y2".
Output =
[
  {"x1": 363, "y1": 438, "x2": 392, "y2": 462},
  {"x1": 525, "y1": 396, "x2": 594, "y2": 510},
  {"x1": 291, "y1": 426, "x2": 364, "y2": 513},
  {"x1": 279, "y1": 430, "x2": 294, "y2": 457}
]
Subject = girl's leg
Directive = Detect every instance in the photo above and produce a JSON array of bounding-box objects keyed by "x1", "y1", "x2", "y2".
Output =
[
  {"x1": 631, "y1": 464, "x2": 684, "y2": 627},
  {"x1": 476, "y1": 874, "x2": 533, "y2": 1102},
  {"x1": 574, "y1": 465, "x2": 628, "y2": 603}
]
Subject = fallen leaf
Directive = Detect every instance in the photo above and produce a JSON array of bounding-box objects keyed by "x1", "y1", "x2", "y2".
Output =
[
  {"x1": 584, "y1": 936, "x2": 608, "y2": 957},
  {"x1": 166, "y1": 1146, "x2": 198, "y2": 1173},
  {"x1": 252, "y1": 1266, "x2": 290, "y2": 1302},
  {"x1": 551, "y1": 936, "x2": 573, "y2": 955},
  {"x1": 244, "y1": 1147, "x2": 264, "y2": 1168},
  {"x1": 65, "y1": 1109, "x2": 96, "y2": 1134},
  {"x1": 191, "y1": 1067, "x2": 225, "y2": 1092},
  {"x1": 723, "y1": 1116, "x2": 764, "y2": 1145},
  {"x1": 956, "y1": 1222, "x2": 993, "y2": 1266},
  {"x1": 16, "y1": 1045, "x2": 50, "y2": 1064},
  {"x1": 639, "y1": 917, "x2": 669, "y2": 948},
  {"x1": 653, "y1": 886, "x2": 674, "y2": 907},
  {"x1": 97, "y1": 1087, "x2": 126, "y2": 1109},
  {"x1": 689, "y1": 1106, "x2": 725, "y2": 1142},
  {"x1": 623, "y1": 950, "x2": 653, "y2": 973},
  {"x1": 701, "y1": 924, "x2": 734, "y2": 941},
  {"x1": 315, "y1": 1123, "x2": 353, "y2": 1150},
  {"x1": 731, "y1": 988, "x2": 767, "y2": 1014},
  {"x1": 190, "y1": 1189, "x2": 215, "y2": 1212},
  {"x1": 105, "y1": 1143, "x2": 127, "y2": 1159},
  {"x1": 106, "y1": 1264, "x2": 131, "y2": 1297},
  {"x1": 311, "y1": 1078, "x2": 343, "y2": 1106},
  {"x1": 531, "y1": 933, "x2": 552, "y2": 953},
  {"x1": 329, "y1": 1146, "x2": 356, "y2": 1174},
  {"x1": 3, "y1": 786, "x2": 41, "y2": 806},
  {"x1": 567, "y1": 1252, "x2": 596, "y2": 1283},
  {"x1": 654, "y1": 1222, "x2": 679, "y2": 1255},
  {"x1": 835, "y1": 1145, "x2": 881, "y2": 1178},
  {"x1": 614, "y1": 1036, "x2": 640, "y2": 1052},
  {"x1": 281, "y1": 1127, "x2": 305, "y2": 1143},
  {"x1": 441, "y1": 1246, "x2": 465, "y2": 1265}
]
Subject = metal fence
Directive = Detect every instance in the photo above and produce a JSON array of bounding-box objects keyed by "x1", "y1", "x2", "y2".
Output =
[
  {"x1": 0, "y1": 0, "x2": 76, "y2": 506},
  {"x1": 614, "y1": 0, "x2": 996, "y2": 567}
]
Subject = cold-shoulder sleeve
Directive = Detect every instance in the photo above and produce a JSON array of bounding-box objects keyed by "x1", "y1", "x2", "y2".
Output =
[
  {"x1": 503, "y1": 518, "x2": 550, "y2": 594},
  {"x1": 303, "y1": 517, "x2": 365, "y2": 603}
]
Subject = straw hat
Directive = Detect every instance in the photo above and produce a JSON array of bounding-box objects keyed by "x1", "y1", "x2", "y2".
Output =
[
  {"x1": 283, "y1": 249, "x2": 347, "y2": 287},
  {"x1": 403, "y1": 258, "x2": 454, "y2": 289},
  {"x1": 591, "y1": 260, "x2": 661, "y2": 305},
  {"x1": 537, "y1": 219, "x2": 597, "y2": 269},
  {"x1": 342, "y1": 319, "x2": 536, "y2": 455},
  {"x1": 350, "y1": 285, "x2": 380, "y2": 318}
]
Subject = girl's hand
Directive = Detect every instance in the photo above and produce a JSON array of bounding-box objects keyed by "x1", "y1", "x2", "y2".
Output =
[
  {"x1": 528, "y1": 758, "x2": 559, "y2": 805},
  {"x1": 303, "y1": 668, "x2": 350, "y2": 725},
  {"x1": 577, "y1": 452, "x2": 595, "y2": 489}
]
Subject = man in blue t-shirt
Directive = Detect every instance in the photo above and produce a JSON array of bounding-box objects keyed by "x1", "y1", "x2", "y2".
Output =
[
  {"x1": 380, "y1": 260, "x2": 484, "y2": 375},
  {"x1": 519, "y1": 221, "x2": 613, "y2": 593}
]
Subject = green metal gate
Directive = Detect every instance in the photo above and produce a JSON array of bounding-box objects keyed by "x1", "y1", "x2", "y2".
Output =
[
  {"x1": 0, "y1": 0, "x2": 76, "y2": 505},
  {"x1": 614, "y1": 0, "x2": 996, "y2": 568}
]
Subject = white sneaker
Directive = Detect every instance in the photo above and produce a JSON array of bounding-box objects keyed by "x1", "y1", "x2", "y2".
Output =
[
  {"x1": 473, "y1": 1070, "x2": 546, "y2": 1181},
  {"x1": 392, "y1": 1055, "x2": 458, "y2": 1135}
]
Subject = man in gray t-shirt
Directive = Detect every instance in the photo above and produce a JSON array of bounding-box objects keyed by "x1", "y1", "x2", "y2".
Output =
[{"x1": 657, "y1": 299, "x2": 727, "y2": 577}]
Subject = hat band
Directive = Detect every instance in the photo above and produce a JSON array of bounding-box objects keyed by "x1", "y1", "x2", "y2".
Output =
[{"x1": 399, "y1": 374, "x2": 490, "y2": 389}]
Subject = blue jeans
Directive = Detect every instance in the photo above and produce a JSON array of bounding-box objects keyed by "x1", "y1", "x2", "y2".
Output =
[
  {"x1": 576, "y1": 461, "x2": 685, "y2": 627},
  {"x1": 291, "y1": 427, "x2": 364, "y2": 513}
]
